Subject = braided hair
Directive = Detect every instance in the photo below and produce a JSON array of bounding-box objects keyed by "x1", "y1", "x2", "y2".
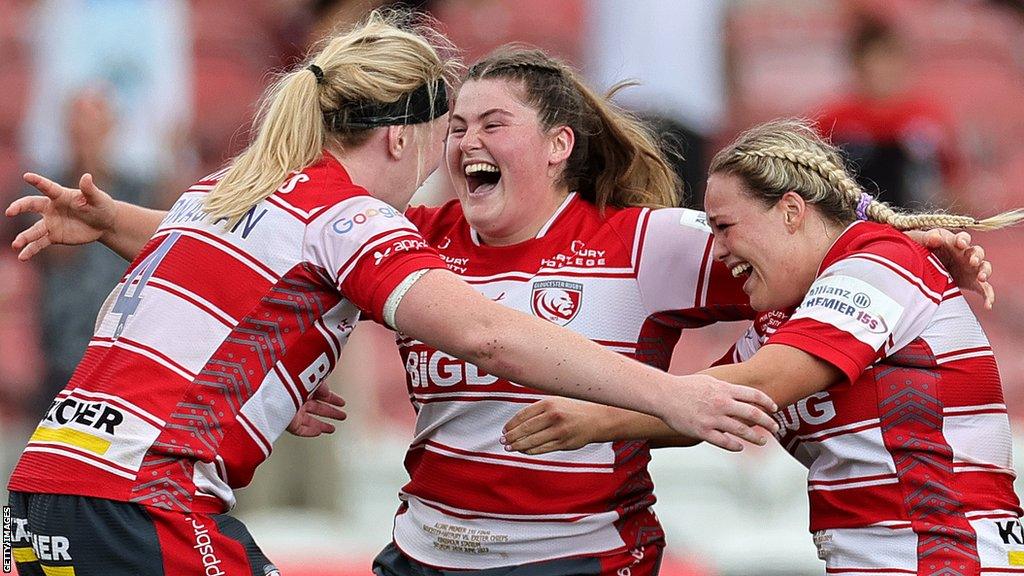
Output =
[{"x1": 709, "y1": 119, "x2": 1024, "y2": 231}]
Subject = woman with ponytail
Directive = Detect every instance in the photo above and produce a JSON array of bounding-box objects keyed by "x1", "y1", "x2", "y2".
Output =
[{"x1": 3, "y1": 18, "x2": 787, "y2": 576}]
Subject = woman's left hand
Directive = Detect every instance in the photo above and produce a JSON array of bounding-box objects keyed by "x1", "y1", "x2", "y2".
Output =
[
  {"x1": 500, "y1": 397, "x2": 600, "y2": 455},
  {"x1": 287, "y1": 382, "x2": 347, "y2": 438},
  {"x1": 907, "y1": 228, "x2": 994, "y2": 309}
]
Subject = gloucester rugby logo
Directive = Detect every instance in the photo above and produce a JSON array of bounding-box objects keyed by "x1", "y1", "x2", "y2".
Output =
[{"x1": 531, "y1": 280, "x2": 583, "y2": 326}]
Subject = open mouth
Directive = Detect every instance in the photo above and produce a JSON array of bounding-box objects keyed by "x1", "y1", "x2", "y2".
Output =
[
  {"x1": 464, "y1": 162, "x2": 501, "y2": 195},
  {"x1": 730, "y1": 262, "x2": 752, "y2": 278}
]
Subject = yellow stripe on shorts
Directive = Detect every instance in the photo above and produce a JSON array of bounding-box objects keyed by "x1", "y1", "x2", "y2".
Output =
[
  {"x1": 1009, "y1": 550, "x2": 1024, "y2": 565},
  {"x1": 41, "y1": 565, "x2": 77, "y2": 576},
  {"x1": 12, "y1": 546, "x2": 38, "y2": 563},
  {"x1": 31, "y1": 427, "x2": 111, "y2": 455}
]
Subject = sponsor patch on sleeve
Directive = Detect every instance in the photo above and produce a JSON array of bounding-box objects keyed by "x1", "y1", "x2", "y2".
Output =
[
  {"x1": 791, "y1": 274, "x2": 904, "y2": 351},
  {"x1": 678, "y1": 209, "x2": 712, "y2": 233}
]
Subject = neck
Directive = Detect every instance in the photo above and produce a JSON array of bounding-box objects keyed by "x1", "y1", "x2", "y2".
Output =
[
  {"x1": 326, "y1": 142, "x2": 412, "y2": 210},
  {"x1": 805, "y1": 217, "x2": 849, "y2": 274},
  {"x1": 477, "y1": 189, "x2": 572, "y2": 246}
]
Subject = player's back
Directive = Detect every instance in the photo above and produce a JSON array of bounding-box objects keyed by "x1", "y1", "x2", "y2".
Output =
[{"x1": 8, "y1": 154, "x2": 418, "y2": 513}]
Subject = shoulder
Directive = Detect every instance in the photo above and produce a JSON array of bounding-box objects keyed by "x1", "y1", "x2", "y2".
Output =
[
  {"x1": 405, "y1": 198, "x2": 465, "y2": 243},
  {"x1": 825, "y1": 222, "x2": 950, "y2": 296}
]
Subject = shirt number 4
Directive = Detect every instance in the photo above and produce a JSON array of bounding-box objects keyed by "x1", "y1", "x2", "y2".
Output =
[{"x1": 112, "y1": 232, "x2": 182, "y2": 338}]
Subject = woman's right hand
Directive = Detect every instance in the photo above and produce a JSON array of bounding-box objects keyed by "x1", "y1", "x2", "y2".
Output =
[
  {"x1": 7, "y1": 172, "x2": 118, "y2": 261},
  {"x1": 657, "y1": 374, "x2": 779, "y2": 452}
]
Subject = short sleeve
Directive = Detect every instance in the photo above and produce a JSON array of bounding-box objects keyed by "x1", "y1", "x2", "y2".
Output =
[
  {"x1": 305, "y1": 195, "x2": 446, "y2": 324},
  {"x1": 635, "y1": 207, "x2": 751, "y2": 320},
  {"x1": 767, "y1": 247, "x2": 939, "y2": 383}
]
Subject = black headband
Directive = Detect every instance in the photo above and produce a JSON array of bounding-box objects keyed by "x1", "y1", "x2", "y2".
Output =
[{"x1": 324, "y1": 79, "x2": 448, "y2": 131}]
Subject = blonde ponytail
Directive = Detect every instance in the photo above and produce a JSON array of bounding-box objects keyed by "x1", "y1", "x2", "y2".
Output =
[{"x1": 203, "y1": 10, "x2": 459, "y2": 227}]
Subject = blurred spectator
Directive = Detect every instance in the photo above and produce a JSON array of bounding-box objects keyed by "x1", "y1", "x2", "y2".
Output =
[
  {"x1": 21, "y1": 0, "x2": 193, "y2": 189},
  {"x1": 814, "y1": 14, "x2": 962, "y2": 210},
  {"x1": 32, "y1": 88, "x2": 155, "y2": 414},
  {"x1": 587, "y1": 0, "x2": 728, "y2": 207}
]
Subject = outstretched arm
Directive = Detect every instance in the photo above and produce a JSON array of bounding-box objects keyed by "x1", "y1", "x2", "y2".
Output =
[
  {"x1": 394, "y1": 269, "x2": 779, "y2": 453},
  {"x1": 7, "y1": 172, "x2": 164, "y2": 261}
]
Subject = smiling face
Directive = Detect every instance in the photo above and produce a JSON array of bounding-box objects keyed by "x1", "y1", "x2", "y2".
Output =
[
  {"x1": 445, "y1": 78, "x2": 573, "y2": 245},
  {"x1": 704, "y1": 173, "x2": 820, "y2": 311}
]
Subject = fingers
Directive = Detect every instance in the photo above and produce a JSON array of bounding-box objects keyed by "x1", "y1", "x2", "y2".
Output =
[
  {"x1": 717, "y1": 413, "x2": 770, "y2": 447},
  {"x1": 702, "y1": 430, "x2": 744, "y2": 453},
  {"x1": 979, "y1": 259, "x2": 992, "y2": 283},
  {"x1": 304, "y1": 399, "x2": 347, "y2": 421},
  {"x1": 5, "y1": 195, "x2": 50, "y2": 218},
  {"x1": 521, "y1": 440, "x2": 567, "y2": 456},
  {"x1": 12, "y1": 218, "x2": 48, "y2": 250},
  {"x1": 500, "y1": 411, "x2": 552, "y2": 448},
  {"x1": 23, "y1": 172, "x2": 67, "y2": 200},
  {"x1": 729, "y1": 401, "x2": 779, "y2": 437},
  {"x1": 726, "y1": 383, "x2": 778, "y2": 417},
  {"x1": 312, "y1": 385, "x2": 346, "y2": 406},
  {"x1": 504, "y1": 427, "x2": 561, "y2": 453},
  {"x1": 954, "y1": 231, "x2": 972, "y2": 250},
  {"x1": 982, "y1": 281, "x2": 995, "y2": 310},
  {"x1": 14, "y1": 220, "x2": 52, "y2": 261},
  {"x1": 79, "y1": 173, "x2": 104, "y2": 203},
  {"x1": 503, "y1": 401, "x2": 547, "y2": 434},
  {"x1": 968, "y1": 245, "x2": 986, "y2": 269}
]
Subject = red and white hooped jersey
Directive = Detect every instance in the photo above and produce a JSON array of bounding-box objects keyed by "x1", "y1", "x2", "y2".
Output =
[
  {"x1": 394, "y1": 193, "x2": 753, "y2": 569},
  {"x1": 9, "y1": 153, "x2": 445, "y2": 513},
  {"x1": 732, "y1": 220, "x2": 1024, "y2": 575}
]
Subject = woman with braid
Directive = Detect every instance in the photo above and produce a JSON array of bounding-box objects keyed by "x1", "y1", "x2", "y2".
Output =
[{"x1": 507, "y1": 118, "x2": 1024, "y2": 575}]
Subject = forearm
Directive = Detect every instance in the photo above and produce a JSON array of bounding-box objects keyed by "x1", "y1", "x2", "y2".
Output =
[
  {"x1": 395, "y1": 271, "x2": 673, "y2": 418},
  {"x1": 593, "y1": 406, "x2": 699, "y2": 447},
  {"x1": 698, "y1": 344, "x2": 843, "y2": 408},
  {"x1": 456, "y1": 305, "x2": 673, "y2": 417},
  {"x1": 101, "y1": 201, "x2": 165, "y2": 260}
]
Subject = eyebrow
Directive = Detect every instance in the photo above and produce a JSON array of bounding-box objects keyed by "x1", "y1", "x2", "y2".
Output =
[{"x1": 450, "y1": 108, "x2": 513, "y2": 123}]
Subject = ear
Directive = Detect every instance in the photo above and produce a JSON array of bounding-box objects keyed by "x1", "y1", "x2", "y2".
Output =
[
  {"x1": 548, "y1": 125, "x2": 575, "y2": 166},
  {"x1": 387, "y1": 125, "x2": 407, "y2": 161},
  {"x1": 778, "y1": 191, "x2": 807, "y2": 232}
]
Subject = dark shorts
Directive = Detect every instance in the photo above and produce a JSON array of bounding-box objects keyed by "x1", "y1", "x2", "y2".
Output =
[
  {"x1": 8, "y1": 491, "x2": 279, "y2": 576},
  {"x1": 372, "y1": 542, "x2": 663, "y2": 576}
]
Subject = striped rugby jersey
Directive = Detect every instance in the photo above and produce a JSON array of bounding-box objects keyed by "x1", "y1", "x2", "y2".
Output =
[
  {"x1": 9, "y1": 153, "x2": 445, "y2": 513},
  {"x1": 731, "y1": 220, "x2": 1024, "y2": 575},
  {"x1": 395, "y1": 193, "x2": 754, "y2": 569}
]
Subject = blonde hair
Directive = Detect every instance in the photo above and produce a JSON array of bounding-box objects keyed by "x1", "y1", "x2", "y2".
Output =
[
  {"x1": 203, "y1": 10, "x2": 460, "y2": 226},
  {"x1": 709, "y1": 118, "x2": 1024, "y2": 231},
  {"x1": 465, "y1": 46, "x2": 679, "y2": 212}
]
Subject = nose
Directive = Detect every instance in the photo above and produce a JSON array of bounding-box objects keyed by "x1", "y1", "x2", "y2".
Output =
[
  {"x1": 459, "y1": 126, "x2": 482, "y2": 154},
  {"x1": 712, "y1": 238, "x2": 728, "y2": 262}
]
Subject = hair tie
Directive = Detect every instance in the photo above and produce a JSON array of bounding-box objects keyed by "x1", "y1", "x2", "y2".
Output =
[
  {"x1": 856, "y1": 192, "x2": 874, "y2": 221},
  {"x1": 307, "y1": 64, "x2": 325, "y2": 85}
]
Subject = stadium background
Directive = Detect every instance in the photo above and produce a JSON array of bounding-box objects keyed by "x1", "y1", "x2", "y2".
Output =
[{"x1": 0, "y1": 0, "x2": 1022, "y2": 574}]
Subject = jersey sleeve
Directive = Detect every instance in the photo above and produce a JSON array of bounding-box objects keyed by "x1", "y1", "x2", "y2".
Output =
[
  {"x1": 305, "y1": 195, "x2": 446, "y2": 326},
  {"x1": 767, "y1": 244, "x2": 940, "y2": 383},
  {"x1": 635, "y1": 207, "x2": 753, "y2": 322}
]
